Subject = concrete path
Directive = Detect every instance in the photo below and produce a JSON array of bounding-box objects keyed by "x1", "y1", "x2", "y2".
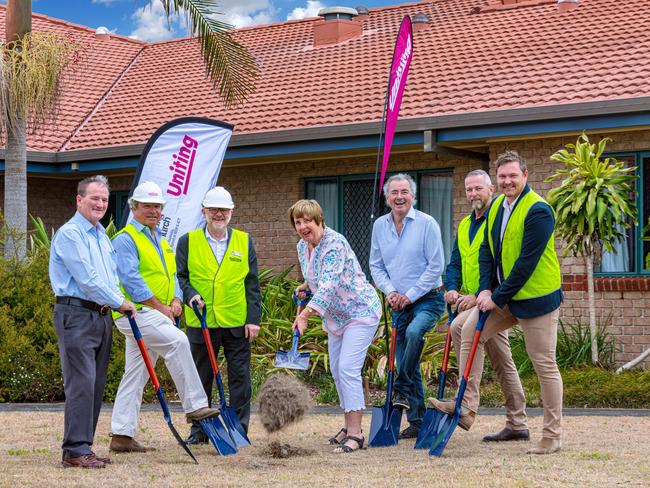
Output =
[{"x1": 0, "y1": 403, "x2": 648, "y2": 416}]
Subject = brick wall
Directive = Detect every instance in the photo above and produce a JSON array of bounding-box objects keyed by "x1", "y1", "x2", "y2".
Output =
[{"x1": 2, "y1": 129, "x2": 649, "y2": 367}]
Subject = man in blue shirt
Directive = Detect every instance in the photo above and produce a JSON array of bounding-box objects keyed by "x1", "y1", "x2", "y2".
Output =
[
  {"x1": 109, "y1": 181, "x2": 218, "y2": 453},
  {"x1": 370, "y1": 173, "x2": 446, "y2": 439},
  {"x1": 50, "y1": 175, "x2": 137, "y2": 469}
]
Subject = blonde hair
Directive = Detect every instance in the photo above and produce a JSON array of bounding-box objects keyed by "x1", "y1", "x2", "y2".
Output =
[{"x1": 288, "y1": 199, "x2": 325, "y2": 228}]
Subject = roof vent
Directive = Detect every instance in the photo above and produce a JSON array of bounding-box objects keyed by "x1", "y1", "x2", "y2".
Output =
[
  {"x1": 319, "y1": 7, "x2": 358, "y2": 21},
  {"x1": 314, "y1": 7, "x2": 362, "y2": 47},
  {"x1": 95, "y1": 26, "x2": 110, "y2": 39},
  {"x1": 355, "y1": 6, "x2": 370, "y2": 16},
  {"x1": 412, "y1": 13, "x2": 431, "y2": 32},
  {"x1": 557, "y1": 0, "x2": 579, "y2": 12}
]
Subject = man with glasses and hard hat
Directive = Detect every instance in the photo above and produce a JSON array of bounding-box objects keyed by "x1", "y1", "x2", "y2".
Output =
[
  {"x1": 176, "y1": 186, "x2": 261, "y2": 445},
  {"x1": 109, "y1": 181, "x2": 219, "y2": 453}
]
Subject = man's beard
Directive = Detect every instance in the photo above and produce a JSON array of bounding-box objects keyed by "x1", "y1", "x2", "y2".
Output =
[{"x1": 471, "y1": 200, "x2": 485, "y2": 211}]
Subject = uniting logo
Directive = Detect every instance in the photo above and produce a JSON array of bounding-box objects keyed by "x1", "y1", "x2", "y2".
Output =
[
  {"x1": 166, "y1": 135, "x2": 198, "y2": 196},
  {"x1": 388, "y1": 33, "x2": 412, "y2": 112}
]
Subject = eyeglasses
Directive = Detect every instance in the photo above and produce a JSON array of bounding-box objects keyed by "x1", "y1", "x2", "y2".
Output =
[{"x1": 205, "y1": 208, "x2": 231, "y2": 215}]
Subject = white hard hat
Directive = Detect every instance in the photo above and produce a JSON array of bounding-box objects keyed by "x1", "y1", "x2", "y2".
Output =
[
  {"x1": 202, "y1": 186, "x2": 234, "y2": 209},
  {"x1": 129, "y1": 181, "x2": 166, "y2": 206}
]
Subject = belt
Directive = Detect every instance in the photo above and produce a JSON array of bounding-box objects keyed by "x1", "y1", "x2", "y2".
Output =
[
  {"x1": 56, "y1": 296, "x2": 112, "y2": 315},
  {"x1": 430, "y1": 286, "x2": 443, "y2": 294}
]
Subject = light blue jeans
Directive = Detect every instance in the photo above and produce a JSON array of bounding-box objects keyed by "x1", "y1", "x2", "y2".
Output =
[{"x1": 392, "y1": 290, "x2": 445, "y2": 428}]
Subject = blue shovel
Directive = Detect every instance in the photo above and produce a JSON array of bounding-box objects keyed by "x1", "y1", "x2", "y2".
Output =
[
  {"x1": 415, "y1": 305, "x2": 457, "y2": 449},
  {"x1": 274, "y1": 290, "x2": 312, "y2": 370},
  {"x1": 368, "y1": 295, "x2": 402, "y2": 447},
  {"x1": 192, "y1": 302, "x2": 251, "y2": 449},
  {"x1": 126, "y1": 312, "x2": 198, "y2": 463},
  {"x1": 429, "y1": 310, "x2": 490, "y2": 457}
]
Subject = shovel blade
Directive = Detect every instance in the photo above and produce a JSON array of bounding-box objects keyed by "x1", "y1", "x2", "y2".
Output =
[
  {"x1": 274, "y1": 350, "x2": 310, "y2": 370},
  {"x1": 221, "y1": 405, "x2": 251, "y2": 448},
  {"x1": 414, "y1": 408, "x2": 443, "y2": 449},
  {"x1": 368, "y1": 404, "x2": 402, "y2": 447},
  {"x1": 198, "y1": 416, "x2": 238, "y2": 456},
  {"x1": 165, "y1": 420, "x2": 198, "y2": 464},
  {"x1": 428, "y1": 412, "x2": 460, "y2": 457}
]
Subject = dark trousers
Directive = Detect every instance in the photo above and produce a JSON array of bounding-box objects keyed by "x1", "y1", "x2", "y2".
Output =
[
  {"x1": 53, "y1": 304, "x2": 113, "y2": 459},
  {"x1": 392, "y1": 290, "x2": 445, "y2": 428},
  {"x1": 187, "y1": 325, "x2": 251, "y2": 435}
]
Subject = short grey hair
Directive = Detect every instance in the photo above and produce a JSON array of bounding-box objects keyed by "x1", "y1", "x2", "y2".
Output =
[
  {"x1": 383, "y1": 173, "x2": 417, "y2": 199},
  {"x1": 465, "y1": 169, "x2": 492, "y2": 186},
  {"x1": 78, "y1": 175, "x2": 110, "y2": 197}
]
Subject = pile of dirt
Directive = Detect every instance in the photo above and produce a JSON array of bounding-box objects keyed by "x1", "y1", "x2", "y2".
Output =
[
  {"x1": 258, "y1": 373, "x2": 312, "y2": 433},
  {"x1": 261, "y1": 441, "x2": 315, "y2": 459}
]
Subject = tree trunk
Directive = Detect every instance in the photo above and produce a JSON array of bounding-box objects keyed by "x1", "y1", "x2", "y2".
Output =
[
  {"x1": 585, "y1": 253, "x2": 598, "y2": 364},
  {"x1": 3, "y1": 0, "x2": 32, "y2": 259}
]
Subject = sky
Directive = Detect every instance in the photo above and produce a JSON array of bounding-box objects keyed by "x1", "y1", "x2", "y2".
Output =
[{"x1": 10, "y1": 0, "x2": 402, "y2": 41}]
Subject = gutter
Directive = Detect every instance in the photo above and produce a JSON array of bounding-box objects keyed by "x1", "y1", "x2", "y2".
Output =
[{"x1": 5, "y1": 96, "x2": 650, "y2": 163}]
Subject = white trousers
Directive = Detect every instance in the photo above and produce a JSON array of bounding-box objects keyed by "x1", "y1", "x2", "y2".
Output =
[
  {"x1": 111, "y1": 309, "x2": 208, "y2": 437},
  {"x1": 328, "y1": 323, "x2": 378, "y2": 413}
]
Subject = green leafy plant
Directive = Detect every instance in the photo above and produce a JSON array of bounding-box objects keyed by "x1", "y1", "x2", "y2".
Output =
[{"x1": 547, "y1": 133, "x2": 638, "y2": 364}]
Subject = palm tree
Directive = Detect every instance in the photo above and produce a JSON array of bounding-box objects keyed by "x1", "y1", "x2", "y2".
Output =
[{"x1": 2, "y1": 0, "x2": 258, "y2": 259}]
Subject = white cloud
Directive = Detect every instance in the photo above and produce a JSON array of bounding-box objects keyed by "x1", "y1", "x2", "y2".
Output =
[
  {"x1": 129, "y1": 0, "x2": 182, "y2": 41},
  {"x1": 91, "y1": 0, "x2": 118, "y2": 5},
  {"x1": 209, "y1": 0, "x2": 277, "y2": 29},
  {"x1": 287, "y1": 1, "x2": 325, "y2": 21}
]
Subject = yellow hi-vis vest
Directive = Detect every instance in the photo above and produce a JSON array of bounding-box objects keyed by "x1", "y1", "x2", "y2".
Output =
[
  {"x1": 112, "y1": 224, "x2": 176, "y2": 318},
  {"x1": 487, "y1": 191, "x2": 561, "y2": 301},
  {"x1": 184, "y1": 228, "x2": 249, "y2": 328},
  {"x1": 457, "y1": 214, "x2": 486, "y2": 295}
]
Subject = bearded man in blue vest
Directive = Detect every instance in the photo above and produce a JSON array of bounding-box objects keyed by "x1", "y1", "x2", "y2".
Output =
[
  {"x1": 109, "y1": 181, "x2": 219, "y2": 453},
  {"x1": 176, "y1": 186, "x2": 261, "y2": 445},
  {"x1": 441, "y1": 169, "x2": 529, "y2": 442},
  {"x1": 431, "y1": 151, "x2": 563, "y2": 455}
]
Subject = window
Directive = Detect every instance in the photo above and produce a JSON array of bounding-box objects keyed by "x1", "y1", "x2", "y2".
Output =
[
  {"x1": 595, "y1": 153, "x2": 649, "y2": 275},
  {"x1": 305, "y1": 170, "x2": 453, "y2": 278},
  {"x1": 101, "y1": 190, "x2": 129, "y2": 229}
]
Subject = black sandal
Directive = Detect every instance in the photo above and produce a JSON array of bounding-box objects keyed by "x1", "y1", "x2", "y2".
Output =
[
  {"x1": 327, "y1": 428, "x2": 347, "y2": 445},
  {"x1": 335, "y1": 435, "x2": 365, "y2": 453}
]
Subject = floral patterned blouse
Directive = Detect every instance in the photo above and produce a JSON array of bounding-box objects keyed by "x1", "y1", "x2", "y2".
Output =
[{"x1": 298, "y1": 227, "x2": 381, "y2": 334}]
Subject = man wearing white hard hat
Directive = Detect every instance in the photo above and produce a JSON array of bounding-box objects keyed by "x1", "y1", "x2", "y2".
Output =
[
  {"x1": 109, "y1": 181, "x2": 219, "y2": 453},
  {"x1": 176, "y1": 186, "x2": 261, "y2": 445}
]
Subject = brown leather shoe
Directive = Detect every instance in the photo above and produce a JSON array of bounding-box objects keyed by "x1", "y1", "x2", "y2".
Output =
[
  {"x1": 483, "y1": 427, "x2": 530, "y2": 442},
  {"x1": 61, "y1": 454, "x2": 106, "y2": 469},
  {"x1": 90, "y1": 452, "x2": 112, "y2": 464},
  {"x1": 109, "y1": 434, "x2": 156, "y2": 453},
  {"x1": 527, "y1": 437, "x2": 561, "y2": 455},
  {"x1": 186, "y1": 406, "x2": 220, "y2": 423},
  {"x1": 428, "y1": 398, "x2": 476, "y2": 431}
]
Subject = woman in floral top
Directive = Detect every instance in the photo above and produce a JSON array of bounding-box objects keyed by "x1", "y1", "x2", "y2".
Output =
[{"x1": 289, "y1": 199, "x2": 381, "y2": 454}]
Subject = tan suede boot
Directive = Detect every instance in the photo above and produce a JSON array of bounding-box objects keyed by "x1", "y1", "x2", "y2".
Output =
[
  {"x1": 109, "y1": 434, "x2": 156, "y2": 453},
  {"x1": 527, "y1": 437, "x2": 561, "y2": 455},
  {"x1": 428, "y1": 398, "x2": 476, "y2": 431}
]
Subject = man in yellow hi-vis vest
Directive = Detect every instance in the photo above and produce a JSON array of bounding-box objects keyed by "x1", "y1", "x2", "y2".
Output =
[
  {"x1": 109, "y1": 181, "x2": 219, "y2": 453},
  {"x1": 176, "y1": 187, "x2": 261, "y2": 445},
  {"x1": 442, "y1": 169, "x2": 529, "y2": 441},
  {"x1": 432, "y1": 151, "x2": 563, "y2": 455}
]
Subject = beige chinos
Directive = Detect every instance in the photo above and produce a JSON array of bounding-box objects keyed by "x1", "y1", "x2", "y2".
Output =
[
  {"x1": 450, "y1": 306, "x2": 527, "y2": 430},
  {"x1": 458, "y1": 306, "x2": 562, "y2": 439}
]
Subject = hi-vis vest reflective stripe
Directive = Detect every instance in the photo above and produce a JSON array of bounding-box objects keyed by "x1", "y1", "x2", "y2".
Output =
[
  {"x1": 487, "y1": 191, "x2": 561, "y2": 301},
  {"x1": 457, "y1": 214, "x2": 485, "y2": 295},
  {"x1": 185, "y1": 228, "x2": 249, "y2": 328},
  {"x1": 112, "y1": 224, "x2": 176, "y2": 318}
]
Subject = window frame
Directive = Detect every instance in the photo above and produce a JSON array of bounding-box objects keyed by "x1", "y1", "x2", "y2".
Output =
[
  {"x1": 594, "y1": 151, "x2": 650, "y2": 277},
  {"x1": 303, "y1": 167, "x2": 454, "y2": 235}
]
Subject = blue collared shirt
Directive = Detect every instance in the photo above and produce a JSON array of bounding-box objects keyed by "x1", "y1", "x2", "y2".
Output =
[
  {"x1": 49, "y1": 212, "x2": 124, "y2": 309},
  {"x1": 370, "y1": 206, "x2": 445, "y2": 303},
  {"x1": 112, "y1": 220, "x2": 182, "y2": 303}
]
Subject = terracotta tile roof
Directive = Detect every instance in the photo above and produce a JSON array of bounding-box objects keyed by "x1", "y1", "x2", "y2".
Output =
[
  {"x1": 0, "y1": 7, "x2": 145, "y2": 152},
  {"x1": 4, "y1": 0, "x2": 650, "y2": 152}
]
